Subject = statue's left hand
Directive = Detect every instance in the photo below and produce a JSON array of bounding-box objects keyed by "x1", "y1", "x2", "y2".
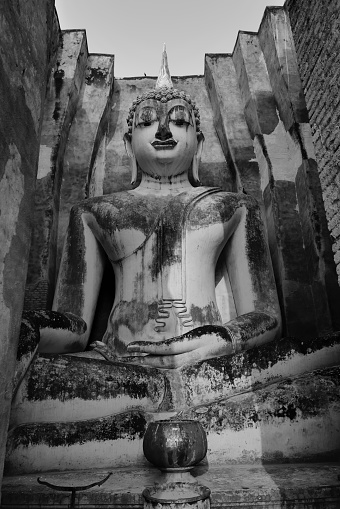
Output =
[{"x1": 126, "y1": 325, "x2": 233, "y2": 368}]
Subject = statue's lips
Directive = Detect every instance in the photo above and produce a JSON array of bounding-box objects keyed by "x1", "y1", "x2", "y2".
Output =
[{"x1": 151, "y1": 139, "x2": 177, "y2": 150}]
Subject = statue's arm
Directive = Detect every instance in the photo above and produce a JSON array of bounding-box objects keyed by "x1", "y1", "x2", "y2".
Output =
[
  {"x1": 38, "y1": 205, "x2": 105, "y2": 353},
  {"x1": 221, "y1": 198, "x2": 282, "y2": 350}
]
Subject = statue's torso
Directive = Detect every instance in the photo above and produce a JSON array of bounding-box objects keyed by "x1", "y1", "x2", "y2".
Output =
[{"x1": 83, "y1": 188, "x2": 246, "y2": 355}]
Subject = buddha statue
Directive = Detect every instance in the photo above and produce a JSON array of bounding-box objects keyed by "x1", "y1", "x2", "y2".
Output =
[
  {"x1": 6, "y1": 47, "x2": 286, "y2": 475},
  {"x1": 34, "y1": 47, "x2": 281, "y2": 368},
  {"x1": 8, "y1": 48, "x2": 340, "y2": 478}
]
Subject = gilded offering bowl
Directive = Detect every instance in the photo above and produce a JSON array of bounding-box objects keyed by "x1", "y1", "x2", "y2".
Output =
[{"x1": 143, "y1": 419, "x2": 207, "y2": 471}]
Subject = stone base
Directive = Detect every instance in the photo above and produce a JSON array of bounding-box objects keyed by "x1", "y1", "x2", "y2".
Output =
[
  {"x1": 5, "y1": 334, "x2": 340, "y2": 474},
  {"x1": 2, "y1": 463, "x2": 340, "y2": 508},
  {"x1": 143, "y1": 482, "x2": 211, "y2": 509}
]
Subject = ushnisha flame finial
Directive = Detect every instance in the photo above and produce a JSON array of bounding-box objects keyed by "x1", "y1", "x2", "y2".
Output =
[
  {"x1": 126, "y1": 45, "x2": 202, "y2": 136},
  {"x1": 155, "y1": 43, "x2": 173, "y2": 89}
]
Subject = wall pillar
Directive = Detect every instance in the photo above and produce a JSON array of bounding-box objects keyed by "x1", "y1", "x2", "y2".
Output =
[
  {"x1": 285, "y1": 0, "x2": 340, "y2": 327},
  {"x1": 229, "y1": 8, "x2": 338, "y2": 336},
  {"x1": 0, "y1": 0, "x2": 59, "y2": 494},
  {"x1": 24, "y1": 31, "x2": 89, "y2": 310}
]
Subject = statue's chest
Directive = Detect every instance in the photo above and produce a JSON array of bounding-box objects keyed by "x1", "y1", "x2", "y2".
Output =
[
  {"x1": 89, "y1": 188, "x2": 227, "y2": 262},
  {"x1": 87, "y1": 194, "x2": 165, "y2": 260}
]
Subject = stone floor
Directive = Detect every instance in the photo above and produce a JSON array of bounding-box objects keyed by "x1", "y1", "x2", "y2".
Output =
[{"x1": 2, "y1": 462, "x2": 340, "y2": 508}]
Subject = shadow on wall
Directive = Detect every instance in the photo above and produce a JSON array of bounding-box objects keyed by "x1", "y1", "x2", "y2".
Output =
[{"x1": 89, "y1": 256, "x2": 115, "y2": 344}]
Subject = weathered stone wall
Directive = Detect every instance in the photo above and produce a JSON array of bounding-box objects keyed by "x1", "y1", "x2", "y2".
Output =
[
  {"x1": 286, "y1": 0, "x2": 340, "y2": 283},
  {"x1": 24, "y1": 31, "x2": 89, "y2": 311},
  {"x1": 23, "y1": 37, "x2": 115, "y2": 309},
  {"x1": 56, "y1": 53, "x2": 115, "y2": 268},
  {"x1": 0, "y1": 0, "x2": 59, "y2": 491},
  {"x1": 205, "y1": 7, "x2": 340, "y2": 336}
]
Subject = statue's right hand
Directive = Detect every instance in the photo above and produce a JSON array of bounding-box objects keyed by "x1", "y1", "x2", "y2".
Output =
[
  {"x1": 23, "y1": 310, "x2": 86, "y2": 334},
  {"x1": 23, "y1": 310, "x2": 87, "y2": 354},
  {"x1": 14, "y1": 311, "x2": 87, "y2": 392}
]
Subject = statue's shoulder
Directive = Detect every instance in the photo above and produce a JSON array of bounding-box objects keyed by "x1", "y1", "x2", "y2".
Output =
[
  {"x1": 191, "y1": 188, "x2": 260, "y2": 221},
  {"x1": 72, "y1": 191, "x2": 141, "y2": 213},
  {"x1": 71, "y1": 191, "x2": 168, "y2": 227},
  {"x1": 204, "y1": 189, "x2": 259, "y2": 208}
]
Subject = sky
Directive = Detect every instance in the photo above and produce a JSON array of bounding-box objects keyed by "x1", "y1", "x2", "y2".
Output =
[{"x1": 55, "y1": 0, "x2": 284, "y2": 78}]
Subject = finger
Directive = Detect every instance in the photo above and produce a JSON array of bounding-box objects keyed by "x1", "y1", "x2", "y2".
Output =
[
  {"x1": 127, "y1": 326, "x2": 232, "y2": 356},
  {"x1": 128, "y1": 332, "x2": 237, "y2": 369},
  {"x1": 127, "y1": 325, "x2": 228, "y2": 356},
  {"x1": 127, "y1": 335, "x2": 206, "y2": 356},
  {"x1": 127, "y1": 345, "x2": 214, "y2": 369},
  {"x1": 128, "y1": 352, "x2": 192, "y2": 369}
]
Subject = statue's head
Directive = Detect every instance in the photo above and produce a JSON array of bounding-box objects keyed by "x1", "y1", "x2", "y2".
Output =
[{"x1": 124, "y1": 46, "x2": 204, "y2": 185}]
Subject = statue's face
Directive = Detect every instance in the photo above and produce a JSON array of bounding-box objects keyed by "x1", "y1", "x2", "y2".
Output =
[{"x1": 131, "y1": 98, "x2": 198, "y2": 178}]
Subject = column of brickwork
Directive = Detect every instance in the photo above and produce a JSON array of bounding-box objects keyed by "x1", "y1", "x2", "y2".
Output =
[
  {"x1": 56, "y1": 54, "x2": 115, "y2": 268},
  {"x1": 259, "y1": 6, "x2": 340, "y2": 331},
  {"x1": 205, "y1": 54, "x2": 262, "y2": 201},
  {"x1": 232, "y1": 22, "x2": 333, "y2": 336},
  {"x1": 285, "y1": 0, "x2": 340, "y2": 288},
  {"x1": 24, "y1": 31, "x2": 89, "y2": 311}
]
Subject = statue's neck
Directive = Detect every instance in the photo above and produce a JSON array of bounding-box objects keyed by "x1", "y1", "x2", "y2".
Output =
[{"x1": 132, "y1": 172, "x2": 193, "y2": 196}]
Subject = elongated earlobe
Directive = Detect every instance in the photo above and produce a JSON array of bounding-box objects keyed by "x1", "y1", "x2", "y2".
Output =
[
  {"x1": 130, "y1": 157, "x2": 138, "y2": 186},
  {"x1": 192, "y1": 132, "x2": 204, "y2": 185},
  {"x1": 192, "y1": 155, "x2": 201, "y2": 185},
  {"x1": 123, "y1": 133, "x2": 138, "y2": 185}
]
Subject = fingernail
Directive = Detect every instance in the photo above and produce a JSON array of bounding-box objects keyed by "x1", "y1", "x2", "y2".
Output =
[{"x1": 128, "y1": 345, "x2": 140, "y2": 352}]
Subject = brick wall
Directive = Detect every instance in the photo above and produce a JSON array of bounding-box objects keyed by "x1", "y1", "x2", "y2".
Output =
[{"x1": 286, "y1": 0, "x2": 340, "y2": 282}]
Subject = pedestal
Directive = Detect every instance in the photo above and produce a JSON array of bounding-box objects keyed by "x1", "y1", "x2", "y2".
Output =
[
  {"x1": 143, "y1": 482, "x2": 211, "y2": 509},
  {"x1": 142, "y1": 420, "x2": 211, "y2": 508}
]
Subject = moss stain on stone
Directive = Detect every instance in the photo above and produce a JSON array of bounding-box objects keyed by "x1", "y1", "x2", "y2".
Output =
[
  {"x1": 53, "y1": 67, "x2": 64, "y2": 98},
  {"x1": 180, "y1": 366, "x2": 340, "y2": 434},
  {"x1": 53, "y1": 66, "x2": 64, "y2": 121},
  {"x1": 190, "y1": 303, "x2": 222, "y2": 325},
  {"x1": 16, "y1": 315, "x2": 40, "y2": 360},
  {"x1": 108, "y1": 299, "x2": 154, "y2": 339},
  {"x1": 180, "y1": 332, "x2": 340, "y2": 400},
  {"x1": 85, "y1": 67, "x2": 108, "y2": 86},
  {"x1": 25, "y1": 354, "x2": 164, "y2": 404},
  {"x1": 11, "y1": 411, "x2": 147, "y2": 448}
]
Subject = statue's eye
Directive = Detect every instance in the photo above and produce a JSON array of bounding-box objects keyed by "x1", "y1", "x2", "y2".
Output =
[
  {"x1": 135, "y1": 107, "x2": 158, "y2": 127},
  {"x1": 169, "y1": 106, "x2": 191, "y2": 126}
]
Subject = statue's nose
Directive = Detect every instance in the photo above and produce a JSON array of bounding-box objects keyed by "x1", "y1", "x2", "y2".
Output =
[{"x1": 155, "y1": 117, "x2": 172, "y2": 141}]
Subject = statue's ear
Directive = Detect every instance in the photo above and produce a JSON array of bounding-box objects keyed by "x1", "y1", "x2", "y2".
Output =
[
  {"x1": 192, "y1": 132, "x2": 204, "y2": 185},
  {"x1": 123, "y1": 133, "x2": 138, "y2": 185}
]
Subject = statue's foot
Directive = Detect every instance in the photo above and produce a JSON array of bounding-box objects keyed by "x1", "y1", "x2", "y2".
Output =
[{"x1": 89, "y1": 341, "x2": 118, "y2": 362}]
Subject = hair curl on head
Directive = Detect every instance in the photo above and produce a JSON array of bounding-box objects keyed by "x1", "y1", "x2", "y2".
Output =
[{"x1": 126, "y1": 86, "x2": 201, "y2": 135}]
